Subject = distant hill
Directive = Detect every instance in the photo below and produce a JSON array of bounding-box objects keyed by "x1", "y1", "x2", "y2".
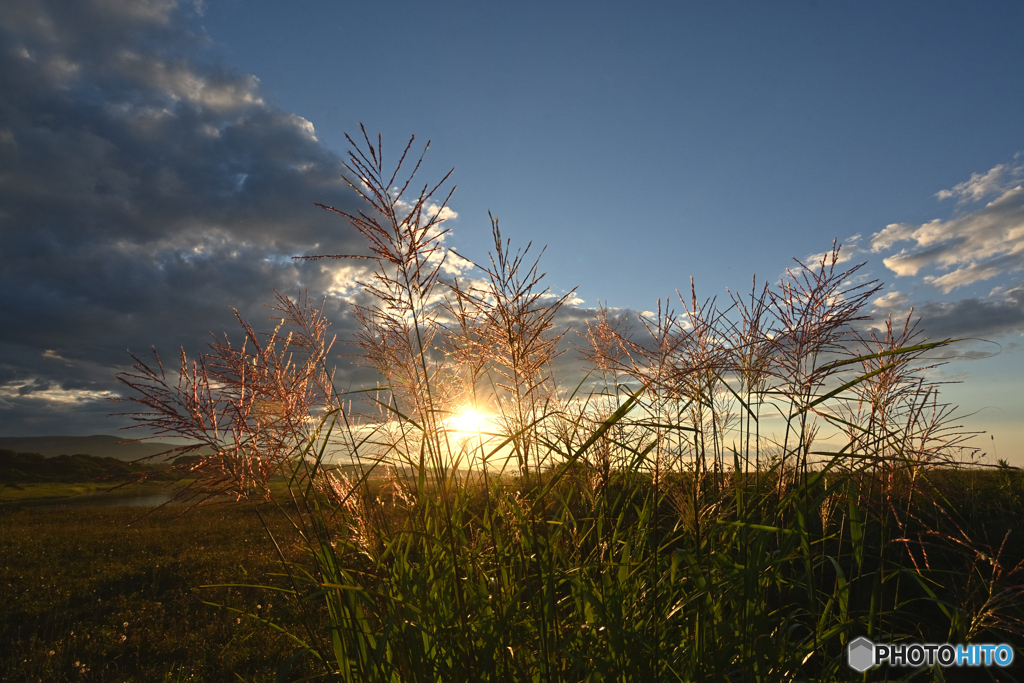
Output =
[
  {"x1": 0, "y1": 435, "x2": 197, "y2": 462},
  {"x1": 0, "y1": 450, "x2": 164, "y2": 484}
]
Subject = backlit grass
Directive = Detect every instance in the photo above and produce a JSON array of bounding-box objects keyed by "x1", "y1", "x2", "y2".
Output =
[{"x1": 104, "y1": 129, "x2": 1024, "y2": 681}]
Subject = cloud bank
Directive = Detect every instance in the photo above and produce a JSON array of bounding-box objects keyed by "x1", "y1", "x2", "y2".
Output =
[
  {"x1": 871, "y1": 158, "x2": 1024, "y2": 293},
  {"x1": 851, "y1": 157, "x2": 1024, "y2": 344},
  {"x1": 0, "y1": 0, "x2": 371, "y2": 434}
]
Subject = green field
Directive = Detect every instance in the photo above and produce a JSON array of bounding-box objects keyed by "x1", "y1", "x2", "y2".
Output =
[
  {"x1": 2, "y1": 466, "x2": 1023, "y2": 682},
  {"x1": 0, "y1": 449, "x2": 175, "y2": 503}
]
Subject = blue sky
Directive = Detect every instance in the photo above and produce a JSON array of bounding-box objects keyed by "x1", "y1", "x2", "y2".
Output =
[
  {"x1": 199, "y1": 0, "x2": 1024, "y2": 303},
  {"x1": 1, "y1": 0, "x2": 1022, "y2": 462}
]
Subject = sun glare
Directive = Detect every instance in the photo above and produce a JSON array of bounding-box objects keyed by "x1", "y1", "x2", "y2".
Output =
[{"x1": 445, "y1": 406, "x2": 497, "y2": 437}]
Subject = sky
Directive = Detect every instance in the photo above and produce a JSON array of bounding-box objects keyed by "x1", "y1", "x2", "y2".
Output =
[{"x1": 1, "y1": 0, "x2": 1023, "y2": 463}]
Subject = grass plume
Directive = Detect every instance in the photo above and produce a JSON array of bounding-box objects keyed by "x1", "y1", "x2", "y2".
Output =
[{"x1": 116, "y1": 129, "x2": 1023, "y2": 681}]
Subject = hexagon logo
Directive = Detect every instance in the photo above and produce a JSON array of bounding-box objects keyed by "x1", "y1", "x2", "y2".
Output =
[{"x1": 848, "y1": 637, "x2": 875, "y2": 672}]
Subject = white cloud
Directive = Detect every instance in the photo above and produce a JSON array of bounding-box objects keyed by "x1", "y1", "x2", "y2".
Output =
[
  {"x1": 881, "y1": 248, "x2": 932, "y2": 277},
  {"x1": 937, "y1": 164, "x2": 1005, "y2": 202},
  {"x1": 935, "y1": 162, "x2": 1022, "y2": 204},
  {"x1": 812, "y1": 159, "x2": 1024, "y2": 344},
  {"x1": 437, "y1": 249, "x2": 474, "y2": 276},
  {"x1": 0, "y1": 380, "x2": 117, "y2": 405},
  {"x1": 323, "y1": 262, "x2": 372, "y2": 300},
  {"x1": 393, "y1": 199, "x2": 459, "y2": 229},
  {"x1": 387, "y1": 199, "x2": 469, "y2": 276},
  {"x1": 925, "y1": 262, "x2": 1005, "y2": 293},
  {"x1": 871, "y1": 221, "x2": 918, "y2": 253},
  {"x1": 287, "y1": 114, "x2": 317, "y2": 141},
  {"x1": 117, "y1": 51, "x2": 264, "y2": 111},
  {"x1": 804, "y1": 234, "x2": 864, "y2": 267},
  {"x1": 870, "y1": 164, "x2": 1024, "y2": 291},
  {"x1": 870, "y1": 290, "x2": 907, "y2": 311}
]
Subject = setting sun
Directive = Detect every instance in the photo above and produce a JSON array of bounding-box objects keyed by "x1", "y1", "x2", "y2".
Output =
[{"x1": 445, "y1": 406, "x2": 497, "y2": 436}]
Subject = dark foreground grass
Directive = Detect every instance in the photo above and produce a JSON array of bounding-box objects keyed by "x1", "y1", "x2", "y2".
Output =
[
  {"x1": 2, "y1": 470, "x2": 1022, "y2": 682},
  {"x1": 0, "y1": 503, "x2": 312, "y2": 682}
]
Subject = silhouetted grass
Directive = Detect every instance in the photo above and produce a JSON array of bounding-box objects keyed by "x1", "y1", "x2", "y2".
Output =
[{"x1": 108, "y1": 128, "x2": 1024, "y2": 681}]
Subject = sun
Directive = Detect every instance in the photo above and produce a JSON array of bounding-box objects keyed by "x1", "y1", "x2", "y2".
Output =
[{"x1": 445, "y1": 406, "x2": 496, "y2": 437}]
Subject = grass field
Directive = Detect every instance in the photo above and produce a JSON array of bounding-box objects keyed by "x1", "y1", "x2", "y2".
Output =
[
  {"x1": 0, "y1": 449, "x2": 178, "y2": 503},
  {"x1": 0, "y1": 502, "x2": 314, "y2": 682},
  {"x1": 1, "y1": 468, "x2": 1022, "y2": 682}
]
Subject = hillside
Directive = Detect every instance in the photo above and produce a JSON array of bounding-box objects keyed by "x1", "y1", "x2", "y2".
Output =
[
  {"x1": 0, "y1": 435, "x2": 191, "y2": 461},
  {"x1": 0, "y1": 450, "x2": 164, "y2": 484}
]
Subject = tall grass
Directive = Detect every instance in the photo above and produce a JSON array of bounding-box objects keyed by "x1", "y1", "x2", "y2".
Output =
[{"x1": 118, "y1": 128, "x2": 1024, "y2": 681}]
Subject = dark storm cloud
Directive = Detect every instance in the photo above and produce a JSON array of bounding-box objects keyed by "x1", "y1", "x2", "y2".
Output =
[
  {"x1": 0, "y1": 0, "x2": 367, "y2": 434},
  {"x1": 914, "y1": 284, "x2": 1024, "y2": 342}
]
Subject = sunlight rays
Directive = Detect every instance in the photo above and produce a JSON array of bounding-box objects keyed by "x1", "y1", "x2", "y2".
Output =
[{"x1": 443, "y1": 405, "x2": 499, "y2": 440}]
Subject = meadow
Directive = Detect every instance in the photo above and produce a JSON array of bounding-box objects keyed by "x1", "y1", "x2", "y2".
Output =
[
  {"x1": 0, "y1": 502, "x2": 312, "y2": 681},
  {"x1": 6, "y1": 129, "x2": 1024, "y2": 682},
  {"x1": 1, "y1": 468, "x2": 1022, "y2": 682}
]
